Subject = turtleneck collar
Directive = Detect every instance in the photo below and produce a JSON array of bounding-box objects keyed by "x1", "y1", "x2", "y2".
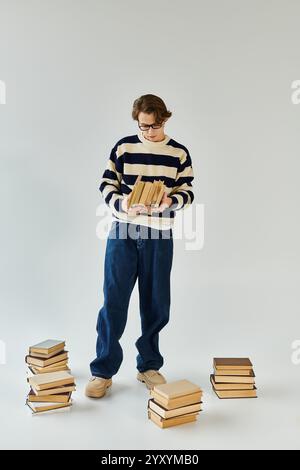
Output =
[{"x1": 138, "y1": 129, "x2": 170, "y2": 147}]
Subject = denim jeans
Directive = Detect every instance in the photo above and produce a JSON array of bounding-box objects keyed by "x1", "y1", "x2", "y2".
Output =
[{"x1": 90, "y1": 220, "x2": 174, "y2": 378}]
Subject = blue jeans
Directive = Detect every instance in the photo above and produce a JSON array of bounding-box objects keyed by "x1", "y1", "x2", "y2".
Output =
[{"x1": 90, "y1": 221, "x2": 174, "y2": 378}]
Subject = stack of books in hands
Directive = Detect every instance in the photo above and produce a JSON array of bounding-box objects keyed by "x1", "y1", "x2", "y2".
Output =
[
  {"x1": 210, "y1": 358, "x2": 257, "y2": 399},
  {"x1": 127, "y1": 175, "x2": 165, "y2": 210},
  {"x1": 25, "y1": 339, "x2": 76, "y2": 414},
  {"x1": 148, "y1": 380, "x2": 203, "y2": 429}
]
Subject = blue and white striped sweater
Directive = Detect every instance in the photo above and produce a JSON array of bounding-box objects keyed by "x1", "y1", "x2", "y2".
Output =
[{"x1": 99, "y1": 130, "x2": 194, "y2": 230}]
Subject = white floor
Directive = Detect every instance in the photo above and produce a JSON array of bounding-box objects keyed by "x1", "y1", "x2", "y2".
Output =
[
  {"x1": 1, "y1": 275, "x2": 300, "y2": 450},
  {"x1": 1, "y1": 352, "x2": 300, "y2": 450}
]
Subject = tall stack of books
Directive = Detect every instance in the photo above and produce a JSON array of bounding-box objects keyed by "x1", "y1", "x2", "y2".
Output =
[
  {"x1": 25, "y1": 339, "x2": 76, "y2": 414},
  {"x1": 210, "y1": 358, "x2": 257, "y2": 399},
  {"x1": 127, "y1": 175, "x2": 165, "y2": 210},
  {"x1": 148, "y1": 380, "x2": 203, "y2": 429}
]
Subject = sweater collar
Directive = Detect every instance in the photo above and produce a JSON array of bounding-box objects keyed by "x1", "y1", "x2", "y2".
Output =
[{"x1": 137, "y1": 130, "x2": 170, "y2": 147}]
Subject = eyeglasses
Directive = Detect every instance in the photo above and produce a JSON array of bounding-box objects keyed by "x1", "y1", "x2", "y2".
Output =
[{"x1": 138, "y1": 122, "x2": 163, "y2": 131}]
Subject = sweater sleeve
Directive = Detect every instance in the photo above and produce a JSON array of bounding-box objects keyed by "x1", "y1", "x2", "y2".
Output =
[
  {"x1": 169, "y1": 147, "x2": 194, "y2": 211},
  {"x1": 99, "y1": 142, "x2": 127, "y2": 216}
]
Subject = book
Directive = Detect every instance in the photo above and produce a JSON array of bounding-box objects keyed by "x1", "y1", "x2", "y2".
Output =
[
  {"x1": 212, "y1": 387, "x2": 257, "y2": 399},
  {"x1": 127, "y1": 176, "x2": 166, "y2": 209},
  {"x1": 150, "y1": 391, "x2": 202, "y2": 411},
  {"x1": 131, "y1": 181, "x2": 145, "y2": 207},
  {"x1": 28, "y1": 347, "x2": 66, "y2": 360},
  {"x1": 148, "y1": 409, "x2": 198, "y2": 428},
  {"x1": 153, "y1": 379, "x2": 202, "y2": 399},
  {"x1": 150, "y1": 380, "x2": 203, "y2": 410},
  {"x1": 214, "y1": 370, "x2": 255, "y2": 385},
  {"x1": 153, "y1": 181, "x2": 165, "y2": 208},
  {"x1": 145, "y1": 183, "x2": 156, "y2": 206},
  {"x1": 28, "y1": 349, "x2": 66, "y2": 360},
  {"x1": 150, "y1": 181, "x2": 164, "y2": 208},
  {"x1": 139, "y1": 182, "x2": 152, "y2": 205},
  {"x1": 29, "y1": 340, "x2": 65, "y2": 356},
  {"x1": 25, "y1": 351, "x2": 68, "y2": 368},
  {"x1": 31, "y1": 384, "x2": 76, "y2": 396},
  {"x1": 27, "y1": 364, "x2": 70, "y2": 375},
  {"x1": 149, "y1": 182, "x2": 158, "y2": 207},
  {"x1": 214, "y1": 368, "x2": 253, "y2": 377},
  {"x1": 148, "y1": 398, "x2": 202, "y2": 419},
  {"x1": 31, "y1": 359, "x2": 69, "y2": 371},
  {"x1": 210, "y1": 375, "x2": 254, "y2": 391},
  {"x1": 27, "y1": 389, "x2": 71, "y2": 403},
  {"x1": 28, "y1": 371, "x2": 75, "y2": 391},
  {"x1": 26, "y1": 399, "x2": 72, "y2": 414},
  {"x1": 214, "y1": 358, "x2": 253, "y2": 371},
  {"x1": 127, "y1": 174, "x2": 142, "y2": 208}
]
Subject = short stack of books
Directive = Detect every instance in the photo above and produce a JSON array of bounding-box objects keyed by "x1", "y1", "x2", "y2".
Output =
[
  {"x1": 25, "y1": 339, "x2": 76, "y2": 414},
  {"x1": 127, "y1": 175, "x2": 165, "y2": 210},
  {"x1": 26, "y1": 340, "x2": 70, "y2": 375},
  {"x1": 148, "y1": 380, "x2": 203, "y2": 428},
  {"x1": 210, "y1": 358, "x2": 257, "y2": 399}
]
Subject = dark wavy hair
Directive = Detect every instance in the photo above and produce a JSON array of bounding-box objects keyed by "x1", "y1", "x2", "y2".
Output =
[{"x1": 132, "y1": 94, "x2": 172, "y2": 125}]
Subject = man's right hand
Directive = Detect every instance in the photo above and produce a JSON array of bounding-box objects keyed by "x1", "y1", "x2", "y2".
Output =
[
  {"x1": 121, "y1": 195, "x2": 130, "y2": 213},
  {"x1": 121, "y1": 195, "x2": 148, "y2": 216}
]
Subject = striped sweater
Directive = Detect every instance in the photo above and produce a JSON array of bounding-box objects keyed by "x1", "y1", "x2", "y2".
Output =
[{"x1": 99, "y1": 129, "x2": 194, "y2": 230}]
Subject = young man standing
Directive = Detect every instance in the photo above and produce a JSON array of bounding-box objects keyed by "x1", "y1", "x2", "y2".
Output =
[{"x1": 86, "y1": 94, "x2": 194, "y2": 398}]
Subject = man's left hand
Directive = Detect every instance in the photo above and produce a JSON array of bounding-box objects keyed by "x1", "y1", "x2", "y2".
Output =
[{"x1": 149, "y1": 192, "x2": 172, "y2": 214}]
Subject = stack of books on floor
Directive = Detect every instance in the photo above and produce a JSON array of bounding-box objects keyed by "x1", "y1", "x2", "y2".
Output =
[
  {"x1": 210, "y1": 358, "x2": 257, "y2": 399},
  {"x1": 25, "y1": 339, "x2": 76, "y2": 414},
  {"x1": 127, "y1": 175, "x2": 165, "y2": 209},
  {"x1": 148, "y1": 380, "x2": 203, "y2": 429}
]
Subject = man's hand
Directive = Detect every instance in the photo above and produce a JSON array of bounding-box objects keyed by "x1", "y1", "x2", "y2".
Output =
[
  {"x1": 149, "y1": 191, "x2": 172, "y2": 215},
  {"x1": 121, "y1": 195, "x2": 148, "y2": 216},
  {"x1": 121, "y1": 192, "x2": 172, "y2": 216},
  {"x1": 121, "y1": 195, "x2": 130, "y2": 213}
]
